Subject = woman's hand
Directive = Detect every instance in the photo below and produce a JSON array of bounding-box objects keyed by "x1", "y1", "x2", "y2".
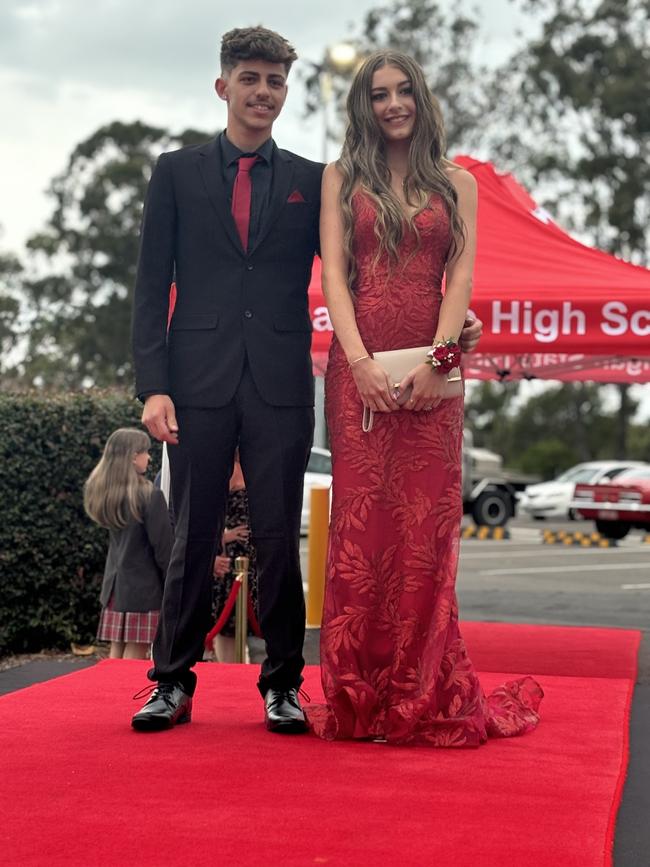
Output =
[
  {"x1": 213, "y1": 555, "x2": 231, "y2": 578},
  {"x1": 397, "y1": 364, "x2": 449, "y2": 412},
  {"x1": 223, "y1": 524, "x2": 249, "y2": 545},
  {"x1": 350, "y1": 356, "x2": 399, "y2": 413}
]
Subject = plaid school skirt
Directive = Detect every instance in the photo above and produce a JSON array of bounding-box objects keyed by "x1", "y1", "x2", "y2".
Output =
[{"x1": 97, "y1": 597, "x2": 159, "y2": 644}]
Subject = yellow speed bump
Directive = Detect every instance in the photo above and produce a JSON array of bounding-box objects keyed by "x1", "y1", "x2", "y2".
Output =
[
  {"x1": 461, "y1": 524, "x2": 510, "y2": 540},
  {"x1": 542, "y1": 530, "x2": 617, "y2": 547}
]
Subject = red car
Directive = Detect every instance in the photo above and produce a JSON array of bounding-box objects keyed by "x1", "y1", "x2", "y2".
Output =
[{"x1": 571, "y1": 466, "x2": 650, "y2": 539}]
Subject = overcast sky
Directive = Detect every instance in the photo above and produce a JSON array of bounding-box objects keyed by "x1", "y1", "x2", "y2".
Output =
[{"x1": 0, "y1": 0, "x2": 531, "y2": 252}]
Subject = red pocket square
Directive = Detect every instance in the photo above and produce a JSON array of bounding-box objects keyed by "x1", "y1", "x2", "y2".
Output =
[{"x1": 287, "y1": 189, "x2": 306, "y2": 203}]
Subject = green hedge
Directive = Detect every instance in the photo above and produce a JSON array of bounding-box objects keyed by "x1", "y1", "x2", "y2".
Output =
[{"x1": 0, "y1": 391, "x2": 162, "y2": 655}]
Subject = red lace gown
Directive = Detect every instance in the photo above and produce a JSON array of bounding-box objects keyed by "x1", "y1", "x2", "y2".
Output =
[{"x1": 308, "y1": 191, "x2": 543, "y2": 745}]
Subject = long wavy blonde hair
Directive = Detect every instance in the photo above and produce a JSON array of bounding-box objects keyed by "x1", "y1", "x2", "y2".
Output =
[
  {"x1": 84, "y1": 428, "x2": 153, "y2": 530},
  {"x1": 338, "y1": 50, "x2": 465, "y2": 282}
]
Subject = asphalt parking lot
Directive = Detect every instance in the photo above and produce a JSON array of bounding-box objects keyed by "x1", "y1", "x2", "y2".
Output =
[
  {"x1": 301, "y1": 515, "x2": 650, "y2": 633},
  {"x1": 457, "y1": 516, "x2": 650, "y2": 631}
]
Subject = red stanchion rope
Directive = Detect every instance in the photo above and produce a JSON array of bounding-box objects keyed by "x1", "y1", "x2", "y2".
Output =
[
  {"x1": 247, "y1": 594, "x2": 262, "y2": 638},
  {"x1": 204, "y1": 580, "x2": 263, "y2": 649},
  {"x1": 204, "y1": 580, "x2": 241, "y2": 649}
]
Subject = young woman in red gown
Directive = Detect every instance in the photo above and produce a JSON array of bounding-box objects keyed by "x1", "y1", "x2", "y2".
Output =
[{"x1": 308, "y1": 50, "x2": 543, "y2": 746}]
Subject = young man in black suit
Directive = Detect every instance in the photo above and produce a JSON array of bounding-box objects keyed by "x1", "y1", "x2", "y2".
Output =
[{"x1": 131, "y1": 26, "x2": 482, "y2": 733}]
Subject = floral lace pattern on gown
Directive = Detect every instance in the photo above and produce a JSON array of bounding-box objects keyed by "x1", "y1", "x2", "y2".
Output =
[{"x1": 308, "y1": 191, "x2": 543, "y2": 745}]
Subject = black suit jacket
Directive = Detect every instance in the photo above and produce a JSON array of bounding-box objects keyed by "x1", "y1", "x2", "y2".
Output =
[{"x1": 132, "y1": 137, "x2": 324, "y2": 407}]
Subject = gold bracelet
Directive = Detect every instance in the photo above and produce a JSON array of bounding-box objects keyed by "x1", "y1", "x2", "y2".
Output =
[{"x1": 349, "y1": 354, "x2": 370, "y2": 366}]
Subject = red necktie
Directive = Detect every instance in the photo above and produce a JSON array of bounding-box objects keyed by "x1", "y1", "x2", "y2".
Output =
[{"x1": 231, "y1": 155, "x2": 258, "y2": 250}]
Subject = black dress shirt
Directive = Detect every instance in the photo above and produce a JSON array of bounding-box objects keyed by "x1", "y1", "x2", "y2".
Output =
[{"x1": 220, "y1": 131, "x2": 274, "y2": 251}]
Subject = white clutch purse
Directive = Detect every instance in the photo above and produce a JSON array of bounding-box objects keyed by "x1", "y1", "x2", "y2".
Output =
[{"x1": 362, "y1": 345, "x2": 463, "y2": 433}]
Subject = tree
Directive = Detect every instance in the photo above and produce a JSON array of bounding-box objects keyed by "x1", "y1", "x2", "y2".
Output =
[
  {"x1": 464, "y1": 380, "x2": 521, "y2": 452},
  {"x1": 465, "y1": 380, "x2": 641, "y2": 476},
  {"x1": 489, "y1": 0, "x2": 650, "y2": 265},
  {"x1": 0, "y1": 246, "x2": 23, "y2": 384},
  {"x1": 15, "y1": 121, "x2": 210, "y2": 388},
  {"x1": 509, "y1": 383, "x2": 622, "y2": 465},
  {"x1": 487, "y1": 0, "x2": 650, "y2": 455},
  {"x1": 302, "y1": 0, "x2": 489, "y2": 152}
]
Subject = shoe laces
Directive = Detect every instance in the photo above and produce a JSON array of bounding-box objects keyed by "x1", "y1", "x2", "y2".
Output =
[
  {"x1": 283, "y1": 687, "x2": 311, "y2": 709},
  {"x1": 132, "y1": 682, "x2": 177, "y2": 705},
  {"x1": 266, "y1": 687, "x2": 310, "y2": 711},
  {"x1": 132, "y1": 684, "x2": 156, "y2": 701}
]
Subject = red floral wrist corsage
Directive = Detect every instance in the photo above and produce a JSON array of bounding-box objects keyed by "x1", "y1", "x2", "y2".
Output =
[{"x1": 426, "y1": 339, "x2": 461, "y2": 374}]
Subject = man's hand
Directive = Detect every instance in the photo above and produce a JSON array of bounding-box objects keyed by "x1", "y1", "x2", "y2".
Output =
[
  {"x1": 141, "y1": 394, "x2": 179, "y2": 444},
  {"x1": 459, "y1": 315, "x2": 483, "y2": 354}
]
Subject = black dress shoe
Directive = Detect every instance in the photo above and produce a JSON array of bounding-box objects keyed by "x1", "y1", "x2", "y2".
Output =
[
  {"x1": 264, "y1": 687, "x2": 308, "y2": 734},
  {"x1": 131, "y1": 682, "x2": 192, "y2": 732}
]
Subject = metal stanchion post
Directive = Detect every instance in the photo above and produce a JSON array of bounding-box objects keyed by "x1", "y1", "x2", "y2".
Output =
[
  {"x1": 233, "y1": 555, "x2": 250, "y2": 663},
  {"x1": 307, "y1": 486, "x2": 330, "y2": 627}
]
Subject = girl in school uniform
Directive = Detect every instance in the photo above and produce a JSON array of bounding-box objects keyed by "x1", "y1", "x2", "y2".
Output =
[{"x1": 84, "y1": 428, "x2": 172, "y2": 660}]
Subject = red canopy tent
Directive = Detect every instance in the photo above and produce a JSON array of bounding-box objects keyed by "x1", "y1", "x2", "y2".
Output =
[{"x1": 308, "y1": 155, "x2": 650, "y2": 383}]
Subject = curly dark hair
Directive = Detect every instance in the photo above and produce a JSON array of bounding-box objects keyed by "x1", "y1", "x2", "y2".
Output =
[{"x1": 220, "y1": 26, "x2": 298, "y2": 75}]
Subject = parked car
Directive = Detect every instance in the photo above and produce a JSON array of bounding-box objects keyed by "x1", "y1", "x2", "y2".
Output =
[
  {"x1": 518, "y1": 461, "x2": 648, "y2": 520},
  {"x1": 301, "y1": 446, "x2": 332, "y2": 534},
  {"x1": 571, "y1": 466, "x2": 650, "y2": 539}
]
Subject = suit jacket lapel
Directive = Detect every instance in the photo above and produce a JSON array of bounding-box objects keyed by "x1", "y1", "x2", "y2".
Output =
[
  {"x1": 198, "y1": 137, "x2": 243, "y2": 253},
  {"x1": 248, "y1": 147, "x2": 295, "y2": 256}
]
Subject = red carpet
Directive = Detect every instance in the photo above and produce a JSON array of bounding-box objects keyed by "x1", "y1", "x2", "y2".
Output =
[
  {"x1": 460, "y1": 621, "x2": 639, "y2": 679},
  {"x1": 0, "y1": 622, "x2": 639, "y2": 867}
]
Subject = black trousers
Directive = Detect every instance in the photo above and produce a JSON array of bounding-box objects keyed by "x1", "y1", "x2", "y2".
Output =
[{"x1": 150, "y1": 364, "x2": 314, "y2": 696}]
